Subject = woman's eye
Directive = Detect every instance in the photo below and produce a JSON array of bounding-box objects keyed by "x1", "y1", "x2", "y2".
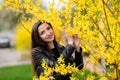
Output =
[
  {"x1": 40, "y1": 31, "x2": 44, "y2": 35},
  {"x1": 47, "y1": 26, "x2": 51, "y2": 30}
]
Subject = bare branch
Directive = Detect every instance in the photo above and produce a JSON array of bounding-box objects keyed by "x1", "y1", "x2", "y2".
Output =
[
  {"x1": 20, "y1": 22, "x2": 31, "y2": 33},
  {"x1": 102, "y1": 0, "x2": 113, "y2": 42},
  {"x1": 90, "y1": 17, "x2": 109, "y2": 43},
  {"x1": 101, "y1": 0, "x2": 115, "y2": 17}
]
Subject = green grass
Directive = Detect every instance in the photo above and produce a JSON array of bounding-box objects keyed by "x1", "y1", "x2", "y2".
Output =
[
  {"x1": 0, "y1": 64, "x2": 32, "y2": 80},
  {"x1": 72, "y1": 70, "x2": 99, "y2": 80}
]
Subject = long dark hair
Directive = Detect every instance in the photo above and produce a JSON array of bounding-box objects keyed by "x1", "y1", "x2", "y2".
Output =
[{"x1": 31, "y1": 20, "x2": 58, "y2": 50}]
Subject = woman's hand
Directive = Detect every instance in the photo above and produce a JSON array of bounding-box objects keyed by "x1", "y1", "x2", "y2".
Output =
[
  {"x1": 61, "y1": 30, "x2": 67, "y2": 46},
  {"x1": 66, "y1": 33, "x2": 74, "y2": 46},
  {"x1": 61, "y1": 30, "x2": 74, "y2": 46},
  {"x1": 73, "y1": 34, "x2": 80, "y2": 52}
]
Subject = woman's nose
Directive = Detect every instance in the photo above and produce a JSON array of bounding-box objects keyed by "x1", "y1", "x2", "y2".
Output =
[{"x1": 46, "y1": 31, "x2": 50, "y2": 35}]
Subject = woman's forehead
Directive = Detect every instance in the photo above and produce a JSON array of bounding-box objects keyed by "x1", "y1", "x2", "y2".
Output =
[{"x1": 38, "y1": 23, "x2": 49, "y2": 31}]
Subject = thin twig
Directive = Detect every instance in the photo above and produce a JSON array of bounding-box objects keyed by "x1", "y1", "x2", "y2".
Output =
[
  {"x1": 115, "y1": 60, "x2": 119, "y2": 80},
  {"x1": 102, "y1": 0, "x2": 113, "y2": 43},
  {"x1": 90, "y1": 17, "x2": 109, "y2": 44},
  {"x1": 20, "y1": 22, "x2": 31, "y2": 33},
  {"x1": 101, "y1": 0, "x2": 115, "y2": 17},
  {"x1": 80, "y1": 38, "x2": 103, "y2": 56}
]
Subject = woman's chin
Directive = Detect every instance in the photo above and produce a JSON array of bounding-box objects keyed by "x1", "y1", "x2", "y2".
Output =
[{"x1": 46, "y1": 39, "x2": 54, "y2": 42}]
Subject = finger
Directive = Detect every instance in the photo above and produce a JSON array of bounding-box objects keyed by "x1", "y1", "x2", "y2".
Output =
[
  {"x1": 61, "y1": 30, "x2": 67, "y2": 38},
  {"x1": 63, "y1": 26, "x2": 67, "y2": 29},
  {"x1": 61, "y1": 29, "x2": 66, "y2": 33},
  {"x1": 76, "y1": 33, "x2": 79, "y2": 38}
]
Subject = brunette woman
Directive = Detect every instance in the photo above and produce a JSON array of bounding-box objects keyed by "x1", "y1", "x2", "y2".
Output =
[{"x1": 31, "y1": 20, "x2": 84, "y2": 80}]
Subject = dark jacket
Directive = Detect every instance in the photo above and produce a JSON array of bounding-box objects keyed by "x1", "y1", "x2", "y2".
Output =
[{"x1": 32, "y1": 44, "x2": 84, "y2": 80}]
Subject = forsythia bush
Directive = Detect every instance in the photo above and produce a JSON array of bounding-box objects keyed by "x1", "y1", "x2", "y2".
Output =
[
  {"x1": 14, "y1": 20, "x2": 33, "y2": 51},
  {"x1": 1, "y1": 0, "x2": 120, "y2": 79}
]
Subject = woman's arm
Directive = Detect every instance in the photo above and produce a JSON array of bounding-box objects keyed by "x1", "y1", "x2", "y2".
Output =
[
  {"x1": 71, "y1": 34, "x2": 84, "y2": 69},
  {"x1": 61, "y1": 31, "x2": 75, "y2": 60},
  {"x1": 75, "y1": 47, "x2": 84, "y2": 70},
  {"x1": 61, "y1": 44, "x2": 75, "y2": 60}
]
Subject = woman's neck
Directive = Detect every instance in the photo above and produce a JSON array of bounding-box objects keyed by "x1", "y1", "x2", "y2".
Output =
[{"x1": 48, "y1": 42, "x2": 54, "y2": 49}]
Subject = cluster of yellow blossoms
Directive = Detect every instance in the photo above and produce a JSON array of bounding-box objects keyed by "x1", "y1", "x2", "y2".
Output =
[{"x1": 33, "y1": 56, "x2": 78, "y2": 80}]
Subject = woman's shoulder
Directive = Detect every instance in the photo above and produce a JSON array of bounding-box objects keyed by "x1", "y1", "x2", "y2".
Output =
[{"x1": 32, "y1": 47, "x2": 43, "y2": 54}]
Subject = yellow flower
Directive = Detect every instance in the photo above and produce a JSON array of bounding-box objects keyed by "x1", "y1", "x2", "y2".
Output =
[
  {"x1": 86, "y1": 75, "x2": 95, "y2": 80},
  {"x1": 99, "y1": 77, "x2": 107, "y2": 80},
  {"x1": 57, "y1": 56, "x2": 64, "y2": 64},
  {"x1": 33, "y1": 76, "x2": 38, "y2": 80}
]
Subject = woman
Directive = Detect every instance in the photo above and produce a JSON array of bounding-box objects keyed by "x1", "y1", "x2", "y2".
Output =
[{"x1": 31, "y1": 20, "x2": 84, "y2": 80}]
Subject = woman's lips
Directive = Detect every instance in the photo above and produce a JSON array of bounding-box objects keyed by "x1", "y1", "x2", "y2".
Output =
[{"x1": 47, "y1": 35, "x2": 53, "y2": 39}]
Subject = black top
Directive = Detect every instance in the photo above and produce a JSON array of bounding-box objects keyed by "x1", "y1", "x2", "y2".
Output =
[
  {"x1": 32, "y1": 44, "x2": 84, "y2": 80},
  {"x1": 51, "y1": 47, "x2": 60, "y2": 60}
]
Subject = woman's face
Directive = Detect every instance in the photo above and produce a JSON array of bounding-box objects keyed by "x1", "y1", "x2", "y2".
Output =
[{"x1": 38, "y1": 23, "x2": 54, "y2": 42}]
